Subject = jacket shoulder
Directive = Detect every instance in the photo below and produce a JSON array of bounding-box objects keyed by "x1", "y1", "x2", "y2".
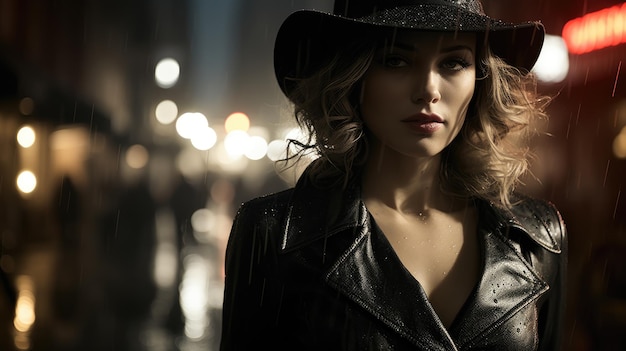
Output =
[
  {"x1": 508, "y1": 194, "x2": 566, "y2": 254},
  {"x1": 235, "y1": 188, "x2": 294, "y2": 223},
  {"x1": 226, "y1": 189, "x2": 294, "y2": 264}
]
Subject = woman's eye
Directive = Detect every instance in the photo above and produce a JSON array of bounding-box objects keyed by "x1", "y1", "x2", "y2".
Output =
[
  {"x1": 382, "y1": 56, "x2": 408, "y2": 68},
  {"x1": 441, "y1": 58, "x2": 472, "y2": 71}
]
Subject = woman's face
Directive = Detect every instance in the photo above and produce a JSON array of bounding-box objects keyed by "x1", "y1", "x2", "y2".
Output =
[{"x1": 360, "y1": 30, "x2": 477, "y2": 159}]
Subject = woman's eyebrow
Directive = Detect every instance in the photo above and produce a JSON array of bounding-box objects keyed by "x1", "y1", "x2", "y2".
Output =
[{"x1": 440, "y1": 45, "x2": 474, "y2": 54}]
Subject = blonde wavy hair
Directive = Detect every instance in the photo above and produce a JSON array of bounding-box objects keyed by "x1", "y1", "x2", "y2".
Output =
[{"x1": 283, "y1": 36, "x2": 550, "y2": 208}]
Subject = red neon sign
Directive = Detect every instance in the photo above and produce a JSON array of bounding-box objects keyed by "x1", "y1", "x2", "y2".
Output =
[{"x1": 562, "y1": 2, "x2": 626, "y2": 54}]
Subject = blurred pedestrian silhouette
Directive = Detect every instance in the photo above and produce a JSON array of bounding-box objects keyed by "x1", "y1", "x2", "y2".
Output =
[
  {"x1": 163, "y1": 172, "x2": 206, "y2": 336},
  {"x1": 97, "y1": 175, "x2": 157, "y2": 351}
]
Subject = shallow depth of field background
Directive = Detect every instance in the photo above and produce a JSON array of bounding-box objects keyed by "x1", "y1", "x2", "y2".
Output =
[{"x1": 1, "y1": 1, "x2": 625, "y2": 350}]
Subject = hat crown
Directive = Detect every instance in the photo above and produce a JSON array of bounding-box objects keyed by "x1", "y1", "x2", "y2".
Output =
[
  {"x1": 333, "y1": 0, "x2": 485, "y2": 18},
  {"x1": 274, "y1": 0, "x2": 544, "y2": 97}
]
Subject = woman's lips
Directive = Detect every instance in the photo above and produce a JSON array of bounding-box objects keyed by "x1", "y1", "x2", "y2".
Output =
[{"x1": 401, "y1": 113, "x2": 444, "y2": 134}]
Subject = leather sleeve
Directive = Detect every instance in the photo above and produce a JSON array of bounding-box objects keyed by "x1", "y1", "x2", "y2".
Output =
[
  {"x1": 537, "y1": 202, "x2": 568, "y2": 351},
  {"x1": 506, "y1": 195, "x2": 568, "y2": 350},
  {"x1": 219, "y1": 194, "x2": 288, "y2": 350}
]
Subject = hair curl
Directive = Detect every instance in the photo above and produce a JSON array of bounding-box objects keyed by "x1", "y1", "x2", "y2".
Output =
[{"x1": 282, "y1": 38, "x2": 550, "y2": 208}]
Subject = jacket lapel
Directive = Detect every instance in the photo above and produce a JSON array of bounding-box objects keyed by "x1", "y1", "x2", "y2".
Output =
[
  {"x1": 281, "y1": 173, "x2": 366, "y2": 253},
  {"x1": 325, "y1": 215, "x2": 459, "y2": 350},
  {"x1": 450, "y1": 223, "x2": 549, "y2": 348},
  {"x1": 281, "y1": 173, "x2": 549, "y2": 349}
]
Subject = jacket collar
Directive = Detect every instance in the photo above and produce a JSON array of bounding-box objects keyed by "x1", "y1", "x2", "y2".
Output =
[
  {"x1": 280, "y1": 171, "x2": 554, "y2": 348},
  {"x1": 281, "y1": 170, "x2": 559, "y2": 254},
  {"x1": 281, "y1": 171, "x2": 367, "y2": 252},
  {"x1": 482, "y1": 194, "x2": 563, "y2": 253}
]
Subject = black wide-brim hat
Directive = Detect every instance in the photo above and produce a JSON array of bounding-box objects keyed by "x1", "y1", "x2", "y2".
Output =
[{"x1": 274, "y1": 0, "x2": 545, "y2": 96}]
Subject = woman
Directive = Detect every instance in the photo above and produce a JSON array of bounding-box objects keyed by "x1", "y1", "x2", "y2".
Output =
[{"x1": 221, "y1": 0, "x2": 567, "y2": 350}]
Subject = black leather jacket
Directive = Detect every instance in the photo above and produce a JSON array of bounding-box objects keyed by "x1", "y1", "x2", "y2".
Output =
[{"x1": 220, "y1": 172, "x2": 567, "y2": 350}]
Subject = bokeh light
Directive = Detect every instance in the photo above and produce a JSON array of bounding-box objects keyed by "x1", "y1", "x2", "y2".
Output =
[
  {"x1": 224, "y1": 112, "x2": 250, "y2": 132},
  {"x1": 13, "y1": 275, "x2": 36, "y2": 334},
  {"x1": 176, "y1": 112, "x2": 209, "y2": 139},
  {"x1": 191, "y1": 208, "x2": 215, "y2": 233},
  {"x1": 267, "y1": 139, "x2": 288, "y2": 161},
  {"x1": 533, "y1": 35, "x2": 569, "y2": 83},
  {"x1": 180, "y1": 254, "x2": 210, "y2": 340},
  {"x1": 213, "y1": 143, "x2": 249, "y2": 173},
  {"x1": 155, "y1": 58, "x2": 180, "y2": 88},
  {"x1": 155, "y1": 100, "x2": 178, "y2": 125},
  {"x1": 244, "y1": 135, "x2": 268, "y2": 160},
  {"x1": 223, "y1": 130, "x2": 249, "y2": 158},
  {"x1": 190, "y1": 126, "x2": 218, "y2": 151},
  {"x1": 16, "y1": 126, "x2": 36, "y2": 148},
  {"x1": 562, "y1": 3, "x2": 626, "y2": 54},
  {"x1": 613, "y1": 126, "x2": 626, "y2": 159},
  {"x1": 16, "y1": 171, "x2": 37, "y2": 194},
  {"x1": 126, "y1": 144, "x2": 149, "y2": 169}
]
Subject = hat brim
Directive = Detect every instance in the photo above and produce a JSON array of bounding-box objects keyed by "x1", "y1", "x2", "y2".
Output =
[{"x1": 274, "y1": 5, "x2": 545, "y2": 96}]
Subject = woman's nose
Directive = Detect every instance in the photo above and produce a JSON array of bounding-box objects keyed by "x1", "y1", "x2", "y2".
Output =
[{"x1": 410, "y1": 70, "x2": 441, "y2": 104}]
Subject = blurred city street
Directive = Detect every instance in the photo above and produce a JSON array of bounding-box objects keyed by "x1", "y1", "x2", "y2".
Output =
[{"x1": 1, "y1": 0, "x2": 626, "y2": 350}]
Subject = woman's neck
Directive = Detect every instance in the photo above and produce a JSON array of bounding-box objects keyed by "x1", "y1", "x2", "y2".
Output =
[{"x1": 361, "y1": 147, "x2": 463, "y2": 216}]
